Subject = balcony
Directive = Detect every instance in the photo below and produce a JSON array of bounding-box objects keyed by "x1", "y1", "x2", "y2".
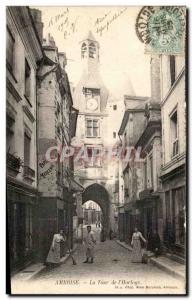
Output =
[
  {"x1": 139, "y1": 188, "x2": 153, "y2": 200},
  {"x1": 23, "y1": 166, "x2": 35, "y2": 184},
  {"x1": 6, "y1": 153, "x2": 21, "y2": 177}
]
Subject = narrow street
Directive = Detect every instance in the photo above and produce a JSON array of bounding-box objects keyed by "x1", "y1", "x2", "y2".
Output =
[
  {"x1": 29, "y1": 225, "x2": 185, "y2": 294},
  {"x1": 6, "y1": 6, "x2": 187, "y2": 296}
]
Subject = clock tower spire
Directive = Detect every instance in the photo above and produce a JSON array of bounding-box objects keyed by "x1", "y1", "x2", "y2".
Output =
[
  {"x1": 74, "y1": 31, "x2": 108, "y2": 113},
  {"x1": 80, "y1": 30, "x2": 100, "y2": 74}
]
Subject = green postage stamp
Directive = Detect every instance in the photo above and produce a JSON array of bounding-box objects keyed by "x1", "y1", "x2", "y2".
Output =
[{"x1": 136, "y1": 6, "x2": 186, "y2": 55}]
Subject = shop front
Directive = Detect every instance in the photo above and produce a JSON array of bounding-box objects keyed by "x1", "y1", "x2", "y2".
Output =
[
  {"x1": 161, "y1": 165, "x2": 186, "y2": 257},
  {"x1": 7, "y1": 179, "x2": 38, "y2": 273},
  {"x1": 163, "y1": 185, "x2": 186, "y2": 256},
  {"x1": 138, "y1": 190, "x2": 161, "y2": 240}
]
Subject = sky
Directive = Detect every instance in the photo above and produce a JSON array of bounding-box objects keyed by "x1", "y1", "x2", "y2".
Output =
[{"x1": 33, "y1": 6, "x2": 151, "y2": 97}]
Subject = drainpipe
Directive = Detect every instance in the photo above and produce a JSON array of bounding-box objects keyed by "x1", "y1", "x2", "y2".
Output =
[{"x1": 35, "y1": 55, "x2": 45, "y2": 261}]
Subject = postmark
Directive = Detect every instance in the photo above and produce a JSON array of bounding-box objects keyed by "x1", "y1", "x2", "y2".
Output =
[{"x1": 135, "y1": 6, "x2": 186, "y2": 54}]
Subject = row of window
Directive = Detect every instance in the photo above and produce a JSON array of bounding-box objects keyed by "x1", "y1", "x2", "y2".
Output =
[
  {"x1": 143, "y1": 108, "x2": 179, "y2": 188},
  {"x1": 7, "y1": 26, "x2": 32, "y2": 103},
  {"x1": 143, "y1": 108, "x2": 179, "y2": 189},
  {"x1": 167, "y1": 57, "x2": 185, "y2": 161}
]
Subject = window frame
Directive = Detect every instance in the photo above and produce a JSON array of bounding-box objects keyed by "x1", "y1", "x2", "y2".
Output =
[
  {"x1": 149, "y1": 154, "x2": 153, "y2": 189},
  {"x1": 81, "y1": 42, "x2": 87, "y2": 58},
  {"x1": 24, "y1": 131, "x2": 31, "y2": 167},
  {"x1": 6, "y1": 25, "x2": 15, "y2": 73},
  {"x1": 170, "y1": 55, "x2": 176, "y2": 86},
  {"x1": 84, "y1": 145, "x2": 102, "y2": 168},
  {"x1": 84, "y1": 87, "x2": 100, "y2": 98},
  {"x1": 86, "y1": 118, "x2": 100, "y2": 138},
  {"x1": 24, "y1": 58, "x2": 31, "y2": 102},
  {"x1": 169, "y1": 106, "x2": 179, "y2": 158},
  {"x1": 89, "y1": 42, "x2": 96, "y2": 58}
]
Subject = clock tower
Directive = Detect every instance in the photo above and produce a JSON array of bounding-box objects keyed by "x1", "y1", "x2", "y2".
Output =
[
  {"x1": 73, "y1": 31, "x2": 117, "y2": 237},
  {"x1": 74, "y1": 31, "x2": 108, "y2": 113},
  {"x1": 74, "y1": 31, "x2": 108, "y2": 143}
]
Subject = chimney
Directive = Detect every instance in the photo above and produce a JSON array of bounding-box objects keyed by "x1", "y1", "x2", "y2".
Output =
[
  {"x1": 150, "y1": 55, "x2": 161, "y2": 103},
  {"x1": 30, "y1": 8, "x2": 44, "y2": 44},
  {"x1": 145, "y1": 55, "x2": 161, "y2": 122}
]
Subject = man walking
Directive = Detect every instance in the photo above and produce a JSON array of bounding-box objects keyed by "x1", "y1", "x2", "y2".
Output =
[{"x1": 83, "y1": 225, "x2": 96, "y2": 263}]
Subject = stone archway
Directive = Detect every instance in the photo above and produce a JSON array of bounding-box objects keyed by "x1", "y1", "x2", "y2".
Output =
[{"x1": 82, "y1": 183, "x2": 110, "y2": 233}]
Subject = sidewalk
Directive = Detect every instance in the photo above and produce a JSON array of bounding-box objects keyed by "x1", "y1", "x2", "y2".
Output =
[
  {"x1": 115, "y1": 239, "x2": 185, "y2": 280},
  {"x1": 11, "y1": 244, "x2": 78, "y2": 282}
]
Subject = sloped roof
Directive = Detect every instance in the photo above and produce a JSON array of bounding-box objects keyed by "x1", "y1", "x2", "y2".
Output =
[
  {"x1": 109, "y1": 73, "x2": 135, "y2": 100},
  {"x1": 80, "y1": 31, "x2": 98, "y2": 43},
  {"x1": 73, "y1": 70, "x2": 109, "y2": 112},
  {"x1": 118, "y1": 110, "x2": 129, "y2": 136}
]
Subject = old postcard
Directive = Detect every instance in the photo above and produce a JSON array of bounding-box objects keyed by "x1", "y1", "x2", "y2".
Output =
[{"x1": 6, "y1": 5, "x2": 187, "y2": 295}]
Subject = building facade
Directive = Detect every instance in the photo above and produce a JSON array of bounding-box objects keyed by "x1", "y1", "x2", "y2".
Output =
[
  {"x1": 117, "y1": 53, "x2": 186, "y2": 258},
  {"x1": 73, "y1": 31, "x2": 118, "y2": 235},
  {"x1": 117, "y1": 56, "x2": 162, "y2": 244},
  {"x1": 118, "y1": 95, "x2": 148, "y2": 242},
  {"x1": 37, "y1": 32, "x2": 80, "y2": 261},
  {"x1": 6, "y1": 7, "x2": 81, "y2": 271},
  {"x1": 133, "y1": 56, "x2": 163, "y2": 242},
  {"x1": 6, "y1": 7, "x2": 43, "y2": 271},
  {"x1": 160, "y1": 54, "x2": 186, "y2": 257}
]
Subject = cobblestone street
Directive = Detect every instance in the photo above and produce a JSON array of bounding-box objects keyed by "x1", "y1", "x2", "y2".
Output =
[{"x1": 25, "y1": 226, "x2": 185, "y2": 295}]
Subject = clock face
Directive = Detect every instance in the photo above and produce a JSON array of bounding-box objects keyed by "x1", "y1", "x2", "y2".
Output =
[{"x1": 86, "y1": 98, "x2": 98, "y2": 111}]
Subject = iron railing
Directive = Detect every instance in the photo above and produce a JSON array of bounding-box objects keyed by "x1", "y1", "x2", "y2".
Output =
[{"x1": 6, "y1": 153, "x2": 21, "y2": 171}]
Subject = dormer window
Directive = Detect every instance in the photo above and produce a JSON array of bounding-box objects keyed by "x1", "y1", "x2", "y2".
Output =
[
  {"x1": 81, "y1": 43, "x2": 87, "y2": 58},
  {"x1": 89, "y1": 42, "x2": 96, "y2": 58}
]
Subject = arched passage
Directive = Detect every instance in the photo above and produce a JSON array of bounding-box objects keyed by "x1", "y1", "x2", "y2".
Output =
[{"x1": 82, "y1": 183, "x2": 110, "y2": 233}]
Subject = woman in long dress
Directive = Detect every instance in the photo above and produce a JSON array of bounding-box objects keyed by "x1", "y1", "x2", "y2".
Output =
[
  {"x1": 46, "y1": 230, "x2": 66, "y2": 265},
  {"x1": 131, "y1": 227, "x2": 146, "y2": 263}
]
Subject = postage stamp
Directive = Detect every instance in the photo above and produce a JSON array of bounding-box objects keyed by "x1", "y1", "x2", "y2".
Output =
[{"x1": 135, "y1": 6, "x2": 186, "y2": 54}]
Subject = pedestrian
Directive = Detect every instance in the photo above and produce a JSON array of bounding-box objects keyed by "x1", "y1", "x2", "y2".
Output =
[
  {"x1": 100, "y1": 227, "x2": 106, "y2": 242},
  {"x1": 151, "y1": 229, "x2": 161, "y2": 257},
  {"x1": 83, "y1": 225, "x2": 96, "y2": 263},
  {"x1": 46, "y1": 229, "x2": 66, "y2": 265},
  {"x1": 131, "y1": 227, "x2": 146, "y2": 263},
  {"x1": 109, "y1": 228, "x2": 114, "y2": 240}
]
